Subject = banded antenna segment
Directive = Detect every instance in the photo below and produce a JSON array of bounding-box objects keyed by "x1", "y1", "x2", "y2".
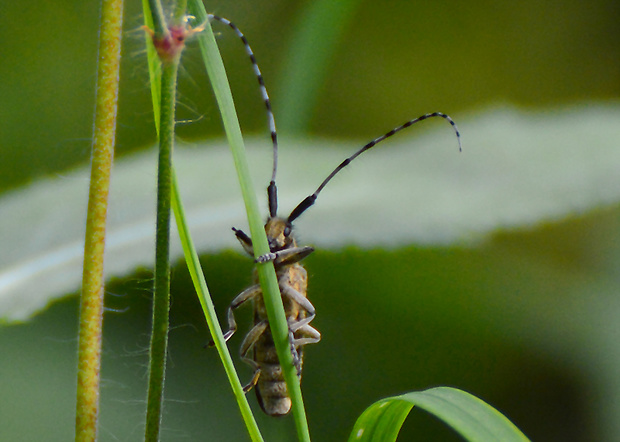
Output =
[
  {"x1": 287, "y1": 112, "x2": 462, "y2": 223},
  {"x1": 207, "y1": 14, "x2": 280, "y2": 216}
]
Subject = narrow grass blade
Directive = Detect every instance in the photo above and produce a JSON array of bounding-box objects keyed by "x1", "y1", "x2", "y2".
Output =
[
  {"x1": 187, "y1": 3, "x2": 312, "y2": 440},
  {"x1": 171, "y1": 169, "x2": 263, "y2": 440}
]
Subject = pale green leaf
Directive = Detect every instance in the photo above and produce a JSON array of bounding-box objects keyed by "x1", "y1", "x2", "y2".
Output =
[{"x1": 1, "y1": 104, "x2": 618, "y2": 321}]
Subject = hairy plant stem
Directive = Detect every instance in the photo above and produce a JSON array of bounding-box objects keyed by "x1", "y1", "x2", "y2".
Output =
[
  {"x1": 144, "y1": 58, "x2": 179, "y2": 442},
  {"x1": 75, "y1": 0, "x2": 123, "y2": 439}
]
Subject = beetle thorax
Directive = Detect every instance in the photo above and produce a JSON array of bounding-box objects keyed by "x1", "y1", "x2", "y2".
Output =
[{"x1": 264, "y1": 217, "x2": 296, "y2": 252}]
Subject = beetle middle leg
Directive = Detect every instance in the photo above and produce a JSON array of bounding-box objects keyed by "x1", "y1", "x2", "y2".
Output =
[
  {"x1": 207, "y1": 284, "x2": 262, "y2": 347},
  {"x1": 280, "y1": 282, "x2": 317, "y2": 326}
]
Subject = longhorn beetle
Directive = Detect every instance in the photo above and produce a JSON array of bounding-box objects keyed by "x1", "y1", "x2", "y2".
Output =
[{"x1": 208, "y1": 15, "x2": 461, "y2": 416}]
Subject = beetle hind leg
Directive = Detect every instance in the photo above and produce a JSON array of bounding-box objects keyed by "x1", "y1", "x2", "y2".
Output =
[
  {"x1": 238, "y1": 320, "x2": 269, "y2": 393},
  {"x1": 243, "y1": 368, "x2": 261, "y2": 393}
]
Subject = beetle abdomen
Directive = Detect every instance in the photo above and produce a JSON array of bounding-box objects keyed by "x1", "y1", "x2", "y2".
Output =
[{"x1": 254, "y1": 330, "x2": 299, "y2": 416}]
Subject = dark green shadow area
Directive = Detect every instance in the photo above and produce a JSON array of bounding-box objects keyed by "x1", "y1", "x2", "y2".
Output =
[{"x1": 3, "y1": 205, "x2": 617, "y2": 440}]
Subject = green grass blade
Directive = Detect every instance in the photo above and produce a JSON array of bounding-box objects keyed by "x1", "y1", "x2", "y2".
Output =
[
  {"x1": 187, "y1": 3, "x2": 311, "y2": 440},
  {"x1": 141, "y1": 0, "x2": 161, "y2": 127},
  {"x1": 171, "y1": 170, "x2": 263, "y2": 441},
  {"x1": 349, "y1": 387, "x2": 530, "y2": 442}
]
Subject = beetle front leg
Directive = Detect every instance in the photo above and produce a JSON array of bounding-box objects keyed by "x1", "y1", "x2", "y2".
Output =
[
  {"x1": 255, "y1": 246, "x2": 314, "y2": 265},
  {"x1": 232, "y1": 227, "x2": 254, "y2": 256}
]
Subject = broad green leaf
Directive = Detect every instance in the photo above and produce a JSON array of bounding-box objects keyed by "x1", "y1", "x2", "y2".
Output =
[
  {"x1": 350, "y1": 387, "x2": 529, "y2": 442},
  {"x1": 1, "y1": 104, "x2": 619, "y2": 322}
]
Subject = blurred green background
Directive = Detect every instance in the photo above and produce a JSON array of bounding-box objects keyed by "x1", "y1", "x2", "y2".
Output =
[{"x1": 1, "y1": 0, "x2": 619, "y2": 440}]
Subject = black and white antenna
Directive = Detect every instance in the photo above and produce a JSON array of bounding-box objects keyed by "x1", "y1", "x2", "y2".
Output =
[
  {"x1": 206, "y1": 15, "x2": 461, "y2": 225},
  {"x1": 207, "y1": 14, "x2": 280, "y2": 217},
  {"x1": 287, "y1": 112, "x2": 462, "y2": 223}
]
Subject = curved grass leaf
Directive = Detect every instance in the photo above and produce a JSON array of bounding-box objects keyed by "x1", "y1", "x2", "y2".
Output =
[{"x1": 349, "y1": 387, "x2": 529, "y2": 442}]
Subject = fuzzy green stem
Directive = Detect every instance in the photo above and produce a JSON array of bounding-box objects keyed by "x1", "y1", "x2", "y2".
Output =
[
  {"x1": 75, "y1": 0, "x2": 123, "y2": 439},
  {"x1": 188, "y1": 2, "x2": 311, "y2": 440},
  {"x1": 144, "y1": 57, "x2": 180, "y2": 442}
]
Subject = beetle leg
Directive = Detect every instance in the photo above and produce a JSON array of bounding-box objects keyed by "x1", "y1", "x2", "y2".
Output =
[
  {"x1": 287, "y1": 324, "x2": 320, "y2": 376},
  {"x1": 292, "y1": 324, "x2": 321, "y2": 347},
  {"x1": 232, "y1": 227, "x2": 254, "y2": 256},
  {"x1": 243, "y1": 369, "x2": 262, "y2": 394},
  {"x1": 280, "y1": 283, "x2": 316, "y2": 321},
  {"x1": 287, "y1": 315, "x2": 315, "y2": 333},
  {"x1": 275, "y1": 246, "x2": 314, "y2": 266},
  {"x1": 288, "y1": 329, "x2": 303, "y2": 376},
  {"x1": 224, "y1": 284, "x2": 262, "y2": 341},
  {"x1": 239, "y1": 320, "x2": 269, "y2": 392},
  {"x1": 207, "y1": 284, "x2": 262, "y2": 347},
  {"x1": 255, "y1": 246, "x2": 314, "y2": 265}
]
